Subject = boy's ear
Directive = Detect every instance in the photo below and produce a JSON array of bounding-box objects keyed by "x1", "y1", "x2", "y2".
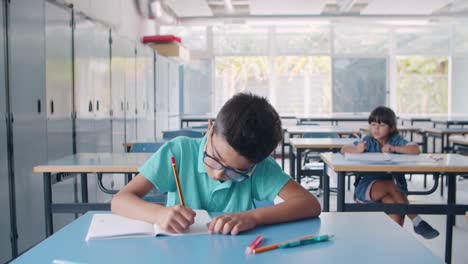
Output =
[{"x1": 208, "y1": 119, "x2": 214, "y2": 131}]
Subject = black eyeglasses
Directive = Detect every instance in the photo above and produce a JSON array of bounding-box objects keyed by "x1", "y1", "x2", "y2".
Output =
[{"x1": 203, "y1": 151, "x2": 256, "y2": 182}]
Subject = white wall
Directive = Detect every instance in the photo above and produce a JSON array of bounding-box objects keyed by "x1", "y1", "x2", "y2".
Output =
[{"x1": 64, "y1": 0, "x2": 156, "y2": 40}]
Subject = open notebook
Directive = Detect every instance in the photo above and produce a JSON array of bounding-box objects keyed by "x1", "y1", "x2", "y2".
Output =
[
  {"x1": 86, "y1": 210, "x2": 211, "y2": 241},
  {"x1": 344, "y1": 153, "x2": 434, "y2": 163}
]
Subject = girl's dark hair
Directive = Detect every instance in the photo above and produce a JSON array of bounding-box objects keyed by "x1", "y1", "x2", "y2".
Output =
[
  {"x1": 213, "y1": 93, "x2": 282, "y2": 163},
  {"x1": 368, "y1": 106, "x2": 398, "y2": 136}
]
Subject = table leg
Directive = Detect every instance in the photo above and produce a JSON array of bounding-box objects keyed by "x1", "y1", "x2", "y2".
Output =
[
  {"x1": 289, "y1": 145, "x2": 295, "y2": 181},
  {"x1": 281, "y1": 134, "x2": 285, "y2": 169},
  {"x1": 323, "y1": 164, "x2": 329, "y2": 212},
  {"x1": 337, "y1": 172, "x2": 345, "y2": 212},
  {"x1": 80, "y1": 173, "x2": 88, "y2": 203},
  {"x1": 43, "y1": 172, "x2": 53, "y2": 237},
  {"x1": 296, "y1": 148, "x2": 302, "y2": 184},
  {"x1": 445, "y1": 173, "x2": 456, "y2": 264}
]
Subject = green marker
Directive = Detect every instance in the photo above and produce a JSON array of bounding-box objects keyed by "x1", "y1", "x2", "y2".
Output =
[{"x1": 278, "y1": 234, "x2": 334, "y2": 248}]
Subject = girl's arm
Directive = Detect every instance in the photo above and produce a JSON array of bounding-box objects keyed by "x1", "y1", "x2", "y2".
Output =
[
  {"x1": 393, "y1": 144, "x2": 421, "y2": 154},
  {"x1": 341, "y1": 141, "x2": 366, "y2": 153}
]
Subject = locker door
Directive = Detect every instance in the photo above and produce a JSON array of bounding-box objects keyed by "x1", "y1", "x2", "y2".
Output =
[
  {"x1": 146, "y1": 49, "x2": 156, "y2": 141},
  {"x1": 8, "y1": 0, "x2": 47, "y2": 253},
  {"x1": 155, "y1": 54, "x2": 169, "y2": 140},
  {"x1": 92, "y1": 25, "x2": 111, "y2": 153},
  {"x1": 136, "y1": 45, "x2": 153, "y2": 141},
  {"x1": 74, "y1": 15, "x2": 95, "y2": 153},
  {"x1": 168, "y1": 61, "x2": 180, "y2": 129},
  {"x1": 45, "y1": 1, "x2": 76, "y2": 232},
  {"x1": 0, "y1": 1, "x2": 12, "y2": 261},
  {"x1": 124, "y1": 42, "x2": 136, "y2": 142},
  {"x1": 110, "y1": 34, "x2": 126, "y2": 152}
]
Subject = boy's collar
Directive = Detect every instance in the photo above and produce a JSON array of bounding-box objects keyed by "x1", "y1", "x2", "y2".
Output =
[{"x1": 197, "y1": 136, "x2": 208, "y2": 174}]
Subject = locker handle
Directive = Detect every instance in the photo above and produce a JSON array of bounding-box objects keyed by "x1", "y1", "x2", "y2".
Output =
[
  {"x1": 50, "y1": 100, "x2": 54, "y2": 114},
  {"x1": 88, "y1": 100, "x2": 93, "y2": 112},
  {"x1": 121, "y1": 101, "x2": 124, "y2": 111},
  {"x1": 96, "y1": 100, "x2": 100, "y2": 112},
  {"x1": 37, "y1": 100, "x2": 41, "y2": 114},
  {"x1": 127, "y1": 102, "x2": 129, "y2": 111}
]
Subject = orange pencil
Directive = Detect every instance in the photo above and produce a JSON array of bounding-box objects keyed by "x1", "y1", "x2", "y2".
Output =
[
  {"x1": 252, "y1": 235, "x2": 314, "y2": 254},
  {"x1": 171, "y1": 157, "x2": 185, "y2": 206}
]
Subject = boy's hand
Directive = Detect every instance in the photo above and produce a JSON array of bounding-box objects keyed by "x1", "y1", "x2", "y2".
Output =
[
  {"x1": 356, "y1": 141, "x2": 366, "y2": 153},
  {"x1": 208, "y1": 212, "x2": 256, "y2": 235},
  {"x1": 382, "y1": 144, "x2": 394, "y2": 153},
  {"x1": 157, "y1": 205, "x2": 196, "y2": 233}
]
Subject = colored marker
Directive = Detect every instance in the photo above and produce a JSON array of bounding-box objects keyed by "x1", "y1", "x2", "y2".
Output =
[{"x1": 245, "y1": 235, "x2": 263, "y2": 255}]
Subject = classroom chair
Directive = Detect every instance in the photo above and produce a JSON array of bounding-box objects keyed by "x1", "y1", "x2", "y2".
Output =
[
  {"x1": 129, "y1": 142, "x2": 164, "y2": 153},
  {"x1": 300, "y1": 132, "x2": 340, "y2": 195},
  {"x1": 162, "y1": 129, "x2": 205, "y2": 141}
]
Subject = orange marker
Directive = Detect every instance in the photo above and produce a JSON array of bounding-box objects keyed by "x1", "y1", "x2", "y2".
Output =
[
  {"x1": 252, "y1": 235, "x2": 314, "y2": 254},
  {"x1": 171, "y1": 157, "x2": 185, "y2": 206}
]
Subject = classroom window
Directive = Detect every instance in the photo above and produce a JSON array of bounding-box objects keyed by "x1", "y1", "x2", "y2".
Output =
[
  {"x1": 332, "y1": 58, "x2": 387, "y2": 113},
  {"x1": 334, "y1": 24, "x2": 389, "y2": 55},
  {"x1": 159, "y1": 26, "x2": 207, "y2": 51},
  {"x1": 275, "y1": 25, "x2": 330, "y2": 55},
  {"x1": 274, "y1": 56, "x2": 331, "y2": 114},
  {"x1": 396, "y1": 56, "x2": 448, "y2": 114},
  {"x1": 214, "y1": 56, "x2": 269, "y2": 112},
  {"x1": 395, "y1": 25, "x2": 450, "y2": 55},
  {"x1": 213, "y1": 26, "x2": 269, "y2": 55}
]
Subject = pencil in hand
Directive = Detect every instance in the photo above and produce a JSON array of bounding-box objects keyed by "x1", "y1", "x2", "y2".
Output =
[{"x1": 171, "y1": 157, "x2": 185, "y2": 206}]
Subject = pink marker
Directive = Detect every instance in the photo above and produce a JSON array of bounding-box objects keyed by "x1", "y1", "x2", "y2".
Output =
[{"x1": 245, "y1": 235, "x2": 263, "y2": 255}]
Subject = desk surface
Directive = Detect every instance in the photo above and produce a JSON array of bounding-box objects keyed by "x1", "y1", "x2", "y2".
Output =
[
  {"x1": 290, "y1": 138, "x2": 356, "y2": 149},
  {"x1": 284, "y1": 126, "x2": 358, "y2": 135},
  {"x1": 12, "y1": 211, "x2": 443, "y2": 264},
  {"x1": 449, "y1": 135, "x2": 468, "y2": 146},
  {"x1": 423, "y1": 128, "x2": 468, "y2": 134},
  {"x1": 320, "y1": 153, "x2": 468, "y2": 173},
  {"x1": 33, "y1": 153, "x2": 152, "y2": 173},
  {"x1": 360, "y1": 126, "x2": 421, "y2": 132}
]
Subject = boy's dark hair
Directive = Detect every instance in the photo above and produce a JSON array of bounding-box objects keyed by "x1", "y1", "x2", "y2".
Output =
[
  {"x1": 213, "y1": 93, "x2": 282, "y2": 163},
  {"x1": 368, "y1": 106, "x2": 398, "y2": 136}
]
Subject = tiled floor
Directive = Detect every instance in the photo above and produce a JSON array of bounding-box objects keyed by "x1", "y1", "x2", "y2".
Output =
[{"x1": 279, "y1": 159, "x2": 468, "y2": 264}]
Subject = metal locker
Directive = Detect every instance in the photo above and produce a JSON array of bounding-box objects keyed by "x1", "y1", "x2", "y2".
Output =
[
  {"x1": 155, "y1": 54, "x2": 170, "y2": 140},
  {"x1": 110, "y1": 33, "x2": 127, "y2": 152},
  {"x1": 0, "y1": 1, "x2": 13, "y2": 261},
  {"x1": 8, "y1": 0, "x2": 48, "y2": 253},
  {"x1": 74, "y1": 15, "x2": 96, "y2": 153},
  {"x1": 92, "y1": 25, "x2": 111, "y2": 153},
  {"x1": 168, "y1": 61, "x2": 180, "y2": 130},
  {"x1": 136, "y1": 45, "x2": 154, "y2": 141},
  {"x1": 45, "y1": 1, "x2": 76, "y2": 232},
  {"x1": 124, "y1": 41, "x2": 137, "y2": 142}
]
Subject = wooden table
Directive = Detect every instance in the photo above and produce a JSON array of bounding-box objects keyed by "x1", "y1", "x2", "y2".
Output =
[
  {"x1": 33, "y1": 153, "x2": 152, "y2": 237},
  {"x1": 289, "y1": 138, "x2": 356, "y2": 182},
  {"x1": 423, "y1": 128, "x2": 468, "y2": 153},
  {"x1": 320, "y1": 152, "x2": 468, "y2": 264},
  {"x1": 432, "y1": 117, "x2": 468, "y2": 128},
  {"x1": 295, "y1": 113, "x2": 369, "y2": 126},
  {"x1": 280, "y1": 126, "x2": 359, "y2": 169}
]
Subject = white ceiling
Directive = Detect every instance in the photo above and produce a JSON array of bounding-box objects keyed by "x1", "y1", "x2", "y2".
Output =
[
  {"x1": 165, "y1": 0, "x2": 213, "y2": 17},
  {"x1": 249, "y1": 0, "x2": 329, "y2": 15},
  {"x1": 164, "y1": 0, "x2": 468, "y2": 19},
  {"x1": 361, "y1": 0, "x2": 454, "y2": 15}
]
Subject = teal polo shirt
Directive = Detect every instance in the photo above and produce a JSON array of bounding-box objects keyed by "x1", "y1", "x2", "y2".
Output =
[{"x1": 138, "y1": 136, "x2": 291, "y2": 213}]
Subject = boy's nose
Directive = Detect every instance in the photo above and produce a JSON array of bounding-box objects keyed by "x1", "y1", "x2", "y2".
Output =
[{"x1": 213, "y1": 169, "x2": 225, "y2": 180}]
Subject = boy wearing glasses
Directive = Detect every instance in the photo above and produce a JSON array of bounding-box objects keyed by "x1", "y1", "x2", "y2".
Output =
[{"x1": 111, "y1": 93, "x2": 321, "y2": 235}]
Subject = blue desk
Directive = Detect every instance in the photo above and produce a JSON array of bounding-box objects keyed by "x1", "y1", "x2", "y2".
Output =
[{"x1": 12, "y1": 212, "x2": 443, "y2": 264}]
